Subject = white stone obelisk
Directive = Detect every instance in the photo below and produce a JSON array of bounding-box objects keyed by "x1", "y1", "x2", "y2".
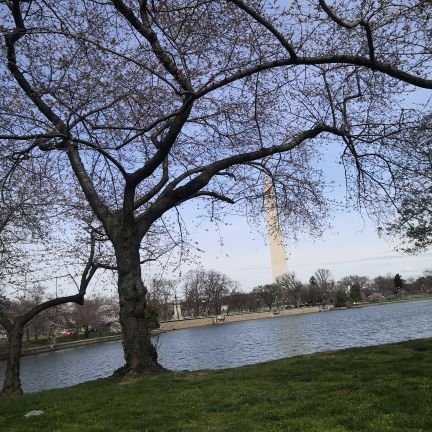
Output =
[
  {"x1": 264, "y1": 177, "x2": 288, "y2": 282},
  {"x1": 173, "y1": 295, "x2": 183, "y2": 320}
]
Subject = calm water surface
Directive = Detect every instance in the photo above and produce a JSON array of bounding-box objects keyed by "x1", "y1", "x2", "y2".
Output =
[{"x1": 1, "y1": 299, "x2": 432, "y2": 393}]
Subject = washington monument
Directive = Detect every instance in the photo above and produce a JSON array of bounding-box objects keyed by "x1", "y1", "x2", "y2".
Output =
[{"x1": 264, "y1": 177, "x2": 289, "y2": 282}]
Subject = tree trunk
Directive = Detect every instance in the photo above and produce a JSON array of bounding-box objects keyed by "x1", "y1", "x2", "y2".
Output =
[
  {"x1": 115, "y1": 240, "x2": 164, "y2": 376},
  {"x1": 2, "y1": 324, "x2": 24, "y2": 396}
]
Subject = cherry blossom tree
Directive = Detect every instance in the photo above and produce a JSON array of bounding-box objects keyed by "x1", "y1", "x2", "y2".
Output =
[{"x1": 0, "y1": 0, "x2": 430, "y2": 377}]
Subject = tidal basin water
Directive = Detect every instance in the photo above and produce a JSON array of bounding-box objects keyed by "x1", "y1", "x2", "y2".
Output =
[{"x1": 2, "y1": 299, "x2": 432, "y2": 393}]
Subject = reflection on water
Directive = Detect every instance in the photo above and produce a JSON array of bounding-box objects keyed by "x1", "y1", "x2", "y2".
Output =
[{"x1": 1, "y1": 299, "x2": 432, "y2": 393}]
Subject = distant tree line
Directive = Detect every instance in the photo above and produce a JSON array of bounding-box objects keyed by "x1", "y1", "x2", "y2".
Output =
[{"x1": 145, "y1": 268, "x2": 432, "y2": 319}]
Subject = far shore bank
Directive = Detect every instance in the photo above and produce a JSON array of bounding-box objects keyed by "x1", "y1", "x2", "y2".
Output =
[
  {"x1": 158, "y1": 295, "x2": 432, "y2": 332},
  {"x1": 159, "y1": 304, "x2": 330, "y2": 331},
  {"x1": 0, "y1": 335, "x2": 123, "y2": 361}
]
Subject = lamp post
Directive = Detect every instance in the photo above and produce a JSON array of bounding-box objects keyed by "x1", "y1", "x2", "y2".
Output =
[
  {"x1": 256, "y1": 297, "x2": 261, "y2": 312},
  {"x1": 54, "y1": 274, "x2": 70, "y2": 298}
]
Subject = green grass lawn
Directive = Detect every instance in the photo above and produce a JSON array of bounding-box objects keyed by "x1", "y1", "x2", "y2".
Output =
[{"x1": 1, "y1": 338, "x2": 432, "y2": 432}]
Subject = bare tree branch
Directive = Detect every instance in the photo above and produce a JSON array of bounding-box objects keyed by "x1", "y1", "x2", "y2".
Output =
[{"x1": 227, "y1": 0, "x2": 297, "y2": 59}]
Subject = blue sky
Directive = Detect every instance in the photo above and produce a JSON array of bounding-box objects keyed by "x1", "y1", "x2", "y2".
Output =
[
  {"x1": 145, "y1": 202, "x2": 432, "y2": 292},
  {"x1": 180, "y1": 210, "x2": 432, "y2": 291}
]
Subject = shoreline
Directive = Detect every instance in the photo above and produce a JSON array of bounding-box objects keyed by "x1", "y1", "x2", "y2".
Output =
[
  {"x1": 2, "y1": 296, "x2": 430, "y2": 360},
  {"x1": 0, "y1": 306, "x2": 329, "y2": 360},
  {"x1": 0, "y1": 335, "x2": 123, "y2": 361}
]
